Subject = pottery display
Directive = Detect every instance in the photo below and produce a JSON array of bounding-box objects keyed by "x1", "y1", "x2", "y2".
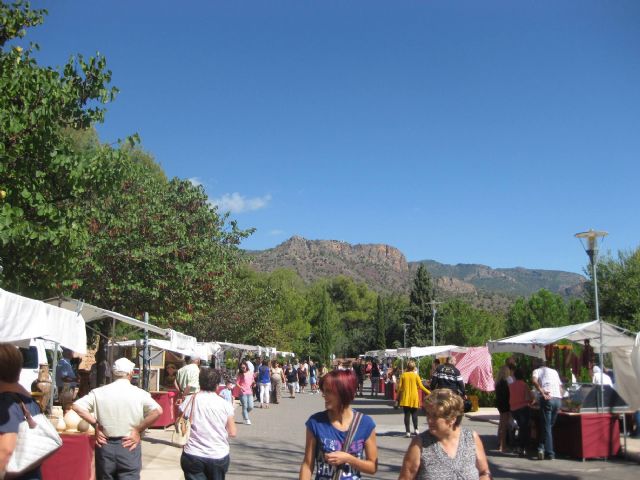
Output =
[
  {"x1": 51, "y1": 406, "x2": 63, "y2": 418},
  {"x1": 77, "y1": 419, "x2": 90, "y2": 433},
  {"x1": 55, "y1": 416, "x2": 66, "y2": 432},
  {"x1": 63, "y1": 409, "x2": 81, "y2": 431}
]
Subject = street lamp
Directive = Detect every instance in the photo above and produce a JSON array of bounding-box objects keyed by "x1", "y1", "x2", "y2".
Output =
[
  {"x1": 428, "y1": 300, "x2": 443, "y2": 347},
  {"x1": 575, "y1": 229, "x2": 608, "y2": 411}
]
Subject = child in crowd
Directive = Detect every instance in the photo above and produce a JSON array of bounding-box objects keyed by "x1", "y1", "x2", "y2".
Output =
[{"x1": 220, "y1": 379, "x2": 235, "y2": 405}]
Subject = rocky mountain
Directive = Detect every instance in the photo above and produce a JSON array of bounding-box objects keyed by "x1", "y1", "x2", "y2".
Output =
[{"x1": 247, "y1": 236, "x2": 586, "y2": 306}]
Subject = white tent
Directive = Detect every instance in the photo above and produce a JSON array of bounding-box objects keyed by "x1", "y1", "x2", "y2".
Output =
[
  {"x1": 0, "y1": 288, "x2": 87, "y2": 354},
  {"x1": 397, "y1": 345, "x2": 467, "y2": 359},
  {"x1": 487, "y1": 320, "x2": 634, "y2": 359},
  {"x1": 46, "y1": 297, "x2": 197, "y2": 352},
  {"x1": 114, "y1": 339, "x2": 217, "y2": 359},
  {"x1": 363, "y1": 348, "x2": 398, "y2": 359}
]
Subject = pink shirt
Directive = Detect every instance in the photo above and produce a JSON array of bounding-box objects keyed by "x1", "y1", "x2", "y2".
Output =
[
  {"x1": 236, "y1": 371, "x2": 254, "y2": 395},
  {"x1": 508, "y1": 379, "x2": 531, "y2": 411}
]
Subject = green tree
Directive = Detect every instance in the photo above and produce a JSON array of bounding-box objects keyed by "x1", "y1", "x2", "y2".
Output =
[
  {"x1": 406, "y1": 264, "x2": 434, "y2": 345},
  {"x1": 312, "y1": 288, "x2": 339, "y2": 365},
  {"x1": 439, "y1": 299, "x2": 505, "y2": 346},
  {"x1": 592, "y1": 247, "x2": 640, "y2": 331},
  {"x1": 0, "y1": 1, "x2": 120, "y2": 296},
  {"x1": 506, "y1": 289, "x2": 574, "y2": 336},
  {"x1": 373, "y1": 295, "x2": 386, "y2": 350}
]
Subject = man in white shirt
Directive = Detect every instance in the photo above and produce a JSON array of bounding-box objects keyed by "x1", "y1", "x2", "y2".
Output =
[
  {"x1": 73, "y1": 358, "x2": 162, "y2": 480},
  {"x1": 175, "y1": 354, "x2": 201, "y2": 403},
  {"x1": 532, "y1": 361, "x2": 563, "y2": 460}
]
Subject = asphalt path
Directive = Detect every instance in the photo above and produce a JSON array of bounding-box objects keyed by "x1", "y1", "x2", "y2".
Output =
[{"x1": 141, "y1": 390, "x2": 640, "y2": 480}]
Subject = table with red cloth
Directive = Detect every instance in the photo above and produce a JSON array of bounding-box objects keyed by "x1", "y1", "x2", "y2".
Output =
[
  {"x1": 531, "y1": 410, "x2": 620, "y2": 460},
  {"x1": 42, "y1": 433, "x2": 95, "y2": 480},
  {"x1": 150, "y1": 390, "x2": 179, "y2": 428}
]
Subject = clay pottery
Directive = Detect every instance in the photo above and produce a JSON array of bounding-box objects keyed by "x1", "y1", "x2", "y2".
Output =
[
  {"x1": 47, "y1": 415, "x2": 59, "y2": 428},
  {"x1": 63, "y1": 409, "x2": 81, "y2": 431},
  {"x1": 55, "y1": 416, "x2": 67, "y2": 432},
  {"x1": 51, "y1": 406, "x2": 63, "y2": 418},
  {"x1": 77, "y1": 419, "x2": 90, "y2": 433}
]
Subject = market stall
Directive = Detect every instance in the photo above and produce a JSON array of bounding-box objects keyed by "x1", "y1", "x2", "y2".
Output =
[
  {"x1": 487, "y1": 320, "x2": 638, "y2": 459},
  {"x1": 41, "y1": 432, "x2": 96, "y2": 480}
]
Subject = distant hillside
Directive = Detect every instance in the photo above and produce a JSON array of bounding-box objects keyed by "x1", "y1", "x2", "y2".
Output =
[{"x1": 247, "y1": 236, "x2": 586, "y2": 310}]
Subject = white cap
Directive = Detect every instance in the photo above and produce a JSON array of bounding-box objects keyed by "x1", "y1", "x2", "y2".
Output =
[{"x1": 112, "y1": 357, "x2": 136, "y2": 374}]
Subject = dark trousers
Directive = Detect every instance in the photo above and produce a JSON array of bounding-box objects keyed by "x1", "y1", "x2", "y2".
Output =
[
  {"x1": 538, "y1": 397, "x2": 561, "y2": 457},
  {"x1": 181, "y1": 452, "x2": 230, "y2": 480},
  {"x1": 511, "y1": 407, "x2": 530, "y2": 450},
  {"x1": 95, "y1": 439, "x2": 141, "y2": 480},
  {"x1": 403, "y1": 406, "x2": 419, "y2": 432}
]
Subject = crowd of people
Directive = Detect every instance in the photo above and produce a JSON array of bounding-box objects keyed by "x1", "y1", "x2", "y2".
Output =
[{"x1": 10, "y1": 341, "x2": 640, "y2": 480}]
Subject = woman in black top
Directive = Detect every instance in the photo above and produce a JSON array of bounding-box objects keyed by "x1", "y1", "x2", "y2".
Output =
[{"x1": 495, "y1": 365, "x2": 511, "y2": 453}]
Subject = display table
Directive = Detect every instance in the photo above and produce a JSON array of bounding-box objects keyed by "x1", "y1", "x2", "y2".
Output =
[
  {"x1": 532, "y1": 410, "x2": 620, "y2": 460},
  {"x1": 150, "y1": 390, "x2": 179, "y2": 428},
  {"x1": 384, "y1": 382, "x2": 397, "y2": 401},
  {"x1": 42, "y1": 432, "x2": 95, "y2": 480}
]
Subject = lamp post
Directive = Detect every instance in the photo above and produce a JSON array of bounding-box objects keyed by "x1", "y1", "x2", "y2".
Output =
[
  {"x1": 428, "y1": 300, "x2": 443, "y2": 347},
  {"x1": 575, "y1": 229, "x2": 608, "y2": 411}
]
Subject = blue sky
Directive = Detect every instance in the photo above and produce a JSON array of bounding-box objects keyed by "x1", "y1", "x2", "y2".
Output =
[{"x1": 25, "y1": 1, "x2": 640, "y2": 273}]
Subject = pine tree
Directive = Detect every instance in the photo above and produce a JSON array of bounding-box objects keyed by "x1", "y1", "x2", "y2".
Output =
[
  {"x1": 374, "y1": 295, "x2": 386, "y2": 350},
  {"x1": 406, "y1": 264, "x2": 434, "y2": 346},
  {"x1": 314, "y1": 288, "x2": 339, "y2": 366}
]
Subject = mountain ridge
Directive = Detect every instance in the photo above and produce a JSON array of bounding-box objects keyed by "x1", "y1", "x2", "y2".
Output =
[{"x1": 247, "y1": 236, "x2": 586, "y2": 307}]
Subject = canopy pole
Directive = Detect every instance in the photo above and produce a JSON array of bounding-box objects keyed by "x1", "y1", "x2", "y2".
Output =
[
  {"x1": 142, "y1": 312, "x2": 150, "y2": 391},
  {"x1": 593, "y1": 259, "x2": 604, "y2": 412}
]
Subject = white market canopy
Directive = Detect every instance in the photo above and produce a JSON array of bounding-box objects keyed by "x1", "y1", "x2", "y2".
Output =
[
  {"x1": 364, "y1": 348, "x2": 398, "y2": 359},
  {"x1": 0, "y1": 288, "x2": 87, "y2": 354},
  {"x1": 487, "y1": 320, "x2": 635, "y2": 359},
  {"x1": 46, "y1": 296, "x2": 196, "y2": 353},
  {"x1": 114, "y1": 339, "x2": 217, "y2": 359},
  {"x1": 397, "y1": 345, "x2": 468, "y2": 359}
]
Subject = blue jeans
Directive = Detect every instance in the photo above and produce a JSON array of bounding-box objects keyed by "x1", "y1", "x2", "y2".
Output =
[
  {"x1": 181, "y1": 452, "x2": 229, "y2": 480},
  {"x1": 239, "y1": 394, "x2": 254, "y2": 420},
  {"x1": 538, "y1": 397, "x2": 561, "y2": 457}
]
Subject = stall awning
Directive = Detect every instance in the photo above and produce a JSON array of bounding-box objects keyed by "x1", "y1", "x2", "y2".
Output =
[
  {"x1": 487, "y1": 320, "x2": 635, "y2": 359},
  {"x1": 0, "y1": 288, "x2": 87, "y2": 354},
  {"x1": 46, "y1": 297, "x2": 168, "y2": 336},
  {"x1": 364, "y1": 349, "x2": 398, "y2": 358},
  {"x1": 397, "y1": 345, "x2": 467, "y2": 359},
  {"x1": 217, "y1": 341, "x2": 260, "y2": 353}
]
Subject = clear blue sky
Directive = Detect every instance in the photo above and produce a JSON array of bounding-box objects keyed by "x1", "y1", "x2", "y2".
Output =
[{"x1": 26, "y1": 1, "x2": 640, "y2": 273}]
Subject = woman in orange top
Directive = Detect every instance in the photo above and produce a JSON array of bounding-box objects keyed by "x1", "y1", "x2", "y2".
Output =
[{"x1": 397, "y1": 360, "x2": 431, "y2": 437}]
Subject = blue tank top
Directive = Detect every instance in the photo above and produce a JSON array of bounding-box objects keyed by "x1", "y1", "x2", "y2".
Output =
[{"x1": 258, "y1": 365, "x2": 271, "y2": 383}]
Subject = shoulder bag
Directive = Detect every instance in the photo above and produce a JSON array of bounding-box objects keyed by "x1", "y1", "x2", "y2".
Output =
[
  {"x1": 172, "y1": 393, "x2": 197, "y2": 447},
  {"x1": 5, "y1": 394, "x2": 63, "y2": 476},
  {"x1": 331, "y1": 410, "x2": 364, "y2": 480}
]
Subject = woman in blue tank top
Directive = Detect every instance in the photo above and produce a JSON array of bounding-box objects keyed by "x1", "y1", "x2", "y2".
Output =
[{"x1": 257, "y1": 359, "x2": 271, "y2": 409}]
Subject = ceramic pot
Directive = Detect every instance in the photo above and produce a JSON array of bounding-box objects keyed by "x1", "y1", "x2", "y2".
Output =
[
  {"x1": 77, "y1": 419, "x2": 90, "y2": 433},
  {"x1": 63, "y1": 409, "x2": 81, "y2": 431},
  {"x1": 56, "y1": 416, "x2": 67, "y2": 432},
  {"x1": 51, "y1": 406, "x2": 63, "y2": 418}
]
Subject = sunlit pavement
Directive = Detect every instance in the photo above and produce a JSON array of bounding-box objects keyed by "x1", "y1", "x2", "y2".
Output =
[{"x1": 140, "y1": 392, "x2": 640, "y2": 480}]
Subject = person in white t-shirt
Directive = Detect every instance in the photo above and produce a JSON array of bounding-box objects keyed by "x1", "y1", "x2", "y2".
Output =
[
  {"x1": 531, "y1": 361, "x2": 563, "y2": 460},
  {"x1": 591, "y1": 366, "x2": 613, "y2": 386},
  {"x1": 180, "y1": 367, "x2": 236, "y2": 479}
]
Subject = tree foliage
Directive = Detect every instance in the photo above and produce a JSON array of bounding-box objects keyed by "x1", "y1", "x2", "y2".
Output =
[
  {"x1": 505, "y1": 289, "x2": 588, "y2": 336},
  {"x1": 312, "y1": 288, "x2": 339, "y2": 365},
  {"x1": 439, "y1": 299, "x2": 505, "y2": 346},
  {"x1": 592, "y1": 247, "x2": 640, "y2": 331},
  {"x1": 405, "y1": 264, "x2": 434, "y2": 345},
  {"x1": 0, "y1": 1, "x2": 120, "y2": 296}
]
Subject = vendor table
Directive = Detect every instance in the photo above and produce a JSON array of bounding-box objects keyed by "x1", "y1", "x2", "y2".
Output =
[
  {"x1": 532, "y1": 410, "x2": 620, "y2": 460},
  {"x1": 42, "y1": 432, "x2": 95, "y2": 480},
  {"x1": 150, "y1": 390, "x2": 179, "y2": 428}
]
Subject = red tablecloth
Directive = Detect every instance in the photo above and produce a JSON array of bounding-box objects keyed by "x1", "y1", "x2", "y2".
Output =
[
  {"x1": 42, "y1": 433, "x2": 95, "y2": 480},
  {"x1": 553, "y1": 412, "x2": 620, "y2": 459},
  {"x1": 151, "y1": 390, "x2": 178, "y2": 427}
]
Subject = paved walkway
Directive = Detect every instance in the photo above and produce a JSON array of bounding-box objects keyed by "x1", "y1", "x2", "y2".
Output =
[{"x1": 140, "y1": 393, "x2": 640, "y2": 480}]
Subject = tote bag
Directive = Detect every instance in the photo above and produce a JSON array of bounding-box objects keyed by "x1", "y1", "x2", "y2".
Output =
[
  {"x1": 172, "y1": 393, "x2": 196, "y2": 447},
  {"x1": 6, "y1": 396, "x2": 63, "y2": 475}
]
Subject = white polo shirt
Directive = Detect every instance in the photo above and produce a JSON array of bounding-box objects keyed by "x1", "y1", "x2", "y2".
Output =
[{"x1": 74, "y1": 379, "x2": 160, "y2": 437}]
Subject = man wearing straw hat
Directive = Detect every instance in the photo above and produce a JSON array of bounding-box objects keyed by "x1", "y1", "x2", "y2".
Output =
[{"x1": 73, "y1": 357, "x2": 162, "y2": 479}]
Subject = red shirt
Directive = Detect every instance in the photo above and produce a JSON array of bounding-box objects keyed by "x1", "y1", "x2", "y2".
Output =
[{"x1": 508, "y1": 379, "x2": 531, "y2": 411}]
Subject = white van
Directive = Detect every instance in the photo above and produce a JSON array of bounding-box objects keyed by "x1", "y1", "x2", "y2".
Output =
[{"x1": 18, "y1": 339, "x2": 49, "y2": 392}]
